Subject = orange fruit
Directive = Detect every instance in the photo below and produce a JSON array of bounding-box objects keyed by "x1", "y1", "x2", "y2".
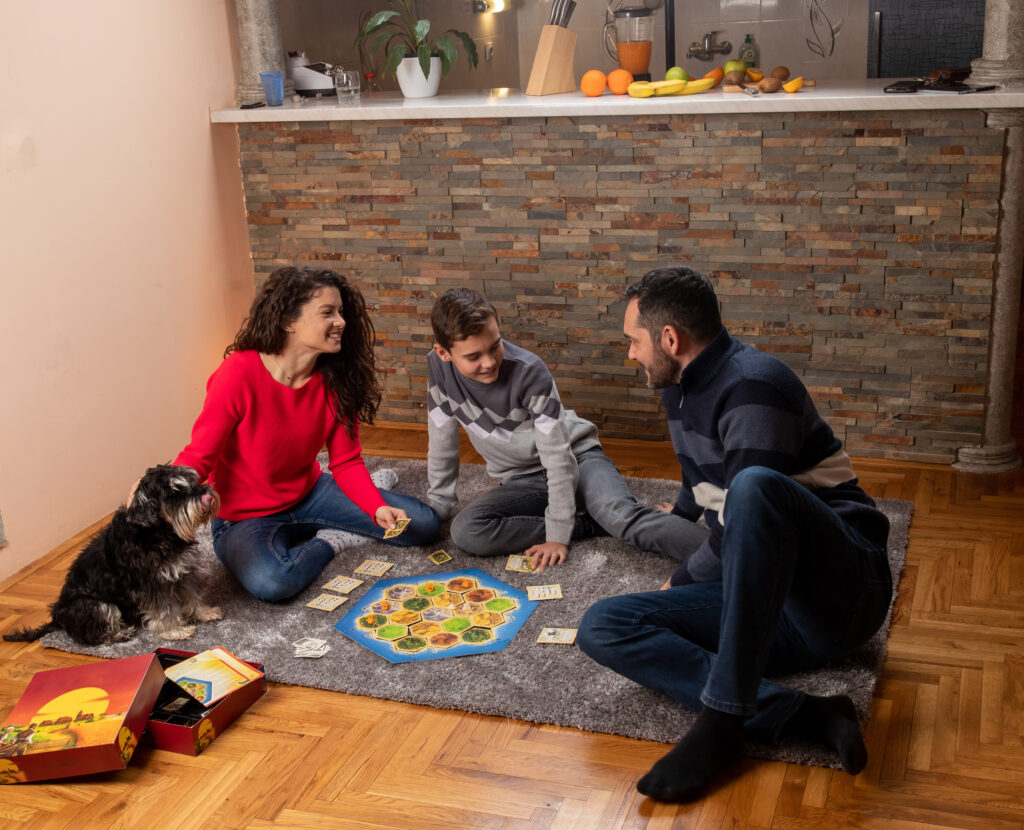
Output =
[
  {"x1": 607, "y1": 68, "x2": 634, "y2": 95},
  {"x1": 580, "y1": 69, "x2": 607, "y2": 97},
  {"x1": 702, "y1": 66, "x2": 725, "y2": 88},
  {"x1": 782, "y1": 76, "x2": 804, "y2": 93},
  {"x1": 746, "y1": 67, "x2": 765, "y2": 82}
]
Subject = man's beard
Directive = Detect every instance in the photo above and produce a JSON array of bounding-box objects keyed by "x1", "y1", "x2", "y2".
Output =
[{"x1": 643, "y1": 347, "x2": 681, "y2": 389}]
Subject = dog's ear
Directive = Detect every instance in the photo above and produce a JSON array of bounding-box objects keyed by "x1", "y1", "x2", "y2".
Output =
[{"x1": 125, "y1": 481, "x2": 161, "y2": 526}]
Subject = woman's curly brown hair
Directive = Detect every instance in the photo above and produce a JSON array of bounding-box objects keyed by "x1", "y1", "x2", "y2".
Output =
[{"x1": 227, "y1": 267, "x2": 381, "y2": 437}]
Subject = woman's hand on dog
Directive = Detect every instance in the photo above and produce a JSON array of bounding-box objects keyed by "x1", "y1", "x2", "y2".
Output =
[{"x1": 374, "y1": 504, "x2": 408, "y2": 530}]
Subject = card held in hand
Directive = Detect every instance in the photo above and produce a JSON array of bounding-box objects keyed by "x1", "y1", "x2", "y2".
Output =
[{"x1": 383, "y1": 517, "x2": 411, "y2": 539}]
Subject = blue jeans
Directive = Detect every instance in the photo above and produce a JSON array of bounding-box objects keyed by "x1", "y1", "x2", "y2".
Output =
[
  {"x1": 211, "y1": 474, "x2": 440, "y2": 602},
  {"x1": 449, "y1": 447, "x2": 708, "y2": 561},
  {"x1": 578, "y1": 466, "x2": 893, "y2": 743}
]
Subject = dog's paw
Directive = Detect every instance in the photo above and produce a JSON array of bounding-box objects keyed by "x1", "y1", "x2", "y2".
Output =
[
  {"x1": 196, "y1": 605, "x2": 223, "y2": 622},
  {"x1": 158, "y1": 625, "x2": 197, "y2": 641}
]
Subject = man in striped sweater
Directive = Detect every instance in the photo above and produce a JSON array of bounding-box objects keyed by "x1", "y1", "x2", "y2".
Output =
[{"x1": 578, "y1": 267, "x2": 894, "y2": 803}]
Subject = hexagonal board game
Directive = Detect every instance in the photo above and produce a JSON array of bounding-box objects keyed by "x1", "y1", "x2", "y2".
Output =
[{"x1": 335, "y1": 569, "x2": 537, "y2": 663}]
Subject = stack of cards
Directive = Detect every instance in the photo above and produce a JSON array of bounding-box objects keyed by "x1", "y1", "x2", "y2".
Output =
[{"x1": 293, "y1": 637, "x2": 330, "y2": 658}]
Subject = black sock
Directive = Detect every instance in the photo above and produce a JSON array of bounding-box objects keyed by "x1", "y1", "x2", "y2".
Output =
[
  {"x1": 637, "y1": 705, "x2": 745, "y2": 803},
  {"x1": 786, "y1": 694, "x2": 867, "y2": 775}
]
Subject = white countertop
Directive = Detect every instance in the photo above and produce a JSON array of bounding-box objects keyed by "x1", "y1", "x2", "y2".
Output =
[{"x1": 211, "y1": 80, "x2": 1024, "y2": 123}]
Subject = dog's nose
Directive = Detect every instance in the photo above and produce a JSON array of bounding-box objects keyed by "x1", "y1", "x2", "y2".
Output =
[{"x1": 200, "y1": 493, "x2": 215, "y2": 510}]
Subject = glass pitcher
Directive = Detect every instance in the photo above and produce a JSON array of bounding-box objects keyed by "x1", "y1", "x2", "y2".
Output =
[{"x1": 603, "y1": 5, "x2": 654, "y2": 77}]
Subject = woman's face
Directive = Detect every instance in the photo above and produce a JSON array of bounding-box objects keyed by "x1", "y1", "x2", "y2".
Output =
[{"x1": 285, "y1": 286, "x2": 345, "y2": 356}]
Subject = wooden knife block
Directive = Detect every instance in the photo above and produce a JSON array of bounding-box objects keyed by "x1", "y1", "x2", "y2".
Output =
[{"x1": 526, "y1": 25, "x2": 577, "y2": 96}]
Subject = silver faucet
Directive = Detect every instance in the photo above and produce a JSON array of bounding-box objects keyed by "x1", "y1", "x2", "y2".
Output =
[{"x1": 688, "y1": 31, "x2": 732, "y2": 61}]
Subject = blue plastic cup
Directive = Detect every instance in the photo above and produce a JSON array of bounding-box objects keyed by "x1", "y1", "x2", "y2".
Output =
[{"x1": 259, "y1": 71, "x2": 284, "y2": 106}]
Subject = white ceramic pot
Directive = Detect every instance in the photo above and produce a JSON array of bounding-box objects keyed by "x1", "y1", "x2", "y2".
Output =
[{"x1": 396, "y1": 55, "x2": 442, "y2": 98}]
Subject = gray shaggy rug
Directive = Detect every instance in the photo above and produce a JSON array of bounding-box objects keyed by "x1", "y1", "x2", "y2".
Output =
[{"x1": 40, "y1": 457, "x2": 911, "y2": 769}]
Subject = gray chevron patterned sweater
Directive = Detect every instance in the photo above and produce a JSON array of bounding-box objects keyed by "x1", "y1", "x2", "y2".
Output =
[{"x1": 426, "y1": 341, "x2": 601, "y2": 544}]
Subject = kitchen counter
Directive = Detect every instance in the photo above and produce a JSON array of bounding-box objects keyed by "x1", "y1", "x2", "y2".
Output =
[{"x1": 211, "y1": 79, "x2": 1024, "y2": 123}]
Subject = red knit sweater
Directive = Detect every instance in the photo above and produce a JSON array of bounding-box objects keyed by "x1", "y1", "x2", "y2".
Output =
[{"x1": 174, "y1": 350, "x2": 384, "y2": 522}]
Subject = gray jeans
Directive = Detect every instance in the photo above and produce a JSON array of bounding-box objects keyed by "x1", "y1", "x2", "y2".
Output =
[{"x1": 449, "y1": 447, "x2": 707, "y2": 561}]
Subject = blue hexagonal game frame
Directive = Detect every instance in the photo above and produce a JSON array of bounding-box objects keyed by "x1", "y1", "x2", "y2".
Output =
[{"x1": 334, "y1": 568, "x2": 537, "y2": 663}]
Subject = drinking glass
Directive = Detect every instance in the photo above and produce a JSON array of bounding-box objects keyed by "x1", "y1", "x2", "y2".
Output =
[{"x1": 333, "y1": 68, "x2": 361, "y2": 103}]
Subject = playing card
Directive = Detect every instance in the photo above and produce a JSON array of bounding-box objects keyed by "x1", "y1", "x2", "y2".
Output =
[
  {"x1": 537, "y1": 627, "x2": 577, "y2": 644},
  {"x1": 505, "y1": 554, "x2": 534, "y2": 573},
  {"x1": 292, "y1": 637, "x2": 327, "y2": 651},
  {"x1": 306, "y1": 593, "x2": 348, "y2": 611},
  {"x1": 295, "y1": 644, "x2": 331, "y2": 658},
  {"x1": 527, "y1": 584, "x2": 563, "y2": 601},
  {"x1": 322, "y1": 575, "x2": 364, "y2": 594},
  {"x1": 383, "y1": 517, "x2": 411, "y2": 540},
  {"x1": 428, "y1": 549, "x2": 452, "y2": 565},
  {"x1": 354, "y1": 559, "x2": 395, "y2": 577}
]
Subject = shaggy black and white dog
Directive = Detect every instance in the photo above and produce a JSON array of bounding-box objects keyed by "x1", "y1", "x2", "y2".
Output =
[{"x1": 3, "y1": 464, "x2": 222, "y2": 646}]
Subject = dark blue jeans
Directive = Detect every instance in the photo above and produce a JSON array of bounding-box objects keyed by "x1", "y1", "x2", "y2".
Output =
[
  {"x1": 578, "y1": 466, "x2": 893, "y2": 743},
  {"x1": 211, "y1": 474, "x2": 440, "y2": 602}
]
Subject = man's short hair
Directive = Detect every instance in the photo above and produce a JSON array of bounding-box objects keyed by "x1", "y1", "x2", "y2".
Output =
[
  {"x1": 624, "y1": 267, "x2": 722, "y2": 345},
  {"x1": 431, "y1": 288, "x2": 498, "y2": 350}
]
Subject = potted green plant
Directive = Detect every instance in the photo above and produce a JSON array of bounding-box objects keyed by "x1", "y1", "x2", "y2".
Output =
[{"x1": 358, "y1": 0, "x2": 479, "y2": 98}]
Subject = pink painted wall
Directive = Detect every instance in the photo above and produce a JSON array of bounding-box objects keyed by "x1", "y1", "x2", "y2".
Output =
[{"x1": 0, "y1": 1, "x2": 254, "y2": 581}]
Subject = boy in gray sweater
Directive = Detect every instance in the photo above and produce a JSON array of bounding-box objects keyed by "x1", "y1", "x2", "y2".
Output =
[{"x1": 426, "y1": 288, "x2": 706, "y2": 572}]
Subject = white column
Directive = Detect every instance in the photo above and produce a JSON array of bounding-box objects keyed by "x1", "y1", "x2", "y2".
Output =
[
  {"x1": 955, "y1": 109, "x2": 1024, "y2": 474},
  {"x1": 971, "y1": 0, "x2": 1024, "y2": 88},
  {"x1": 233, "y1": 0, "x2": 289, "y2": 105}
]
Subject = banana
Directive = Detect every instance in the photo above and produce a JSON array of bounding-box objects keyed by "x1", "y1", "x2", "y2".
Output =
[
  {"x1": 650, "y1": 79, "x2": 687, "y2": 95},
  {"x1": 673, "y1": 77, "x2": 717, "y2": 95},
  {"x1": 627, "y1": 81, "x2": 655, "y2": 98}
]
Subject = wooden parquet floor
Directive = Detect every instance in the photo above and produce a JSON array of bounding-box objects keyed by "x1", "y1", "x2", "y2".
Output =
[{"x1": 2, "y1": 424, "x2": 1023, "y2": 829}]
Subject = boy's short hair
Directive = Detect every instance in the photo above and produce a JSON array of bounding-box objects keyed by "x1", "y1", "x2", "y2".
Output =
[{"x1": 431, "y1": 288, "x2": 498, "y2": 350}]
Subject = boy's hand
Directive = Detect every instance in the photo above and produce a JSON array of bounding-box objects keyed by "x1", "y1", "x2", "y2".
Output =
[
  {"x1": 524, "y1": 541, "x2": 568, "y2": 573},
  {"x1": 374, "y1": 505, "x2": 408, "y2": 530},
  {"x1": 653, "y1": 501, "x2": 674, "y2": 514}
]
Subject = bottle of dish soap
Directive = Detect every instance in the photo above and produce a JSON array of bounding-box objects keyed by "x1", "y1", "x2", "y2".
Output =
[{"x1": 739, "y1": 34, "x2": 758, "y2": 69}]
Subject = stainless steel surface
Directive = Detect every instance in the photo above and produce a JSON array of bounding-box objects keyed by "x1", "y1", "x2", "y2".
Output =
[{"x1": 871, "y1": 11, "x2": 882, "y2": 78}]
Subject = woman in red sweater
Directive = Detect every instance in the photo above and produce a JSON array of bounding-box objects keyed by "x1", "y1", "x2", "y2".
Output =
[{"x1": 175, "y1": 267, "x2": 440, "y2": 601}]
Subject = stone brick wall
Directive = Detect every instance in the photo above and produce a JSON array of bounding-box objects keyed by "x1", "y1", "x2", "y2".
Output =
[{"x1": 238, "y1": 109, "x2": 1003, "y2": 463}]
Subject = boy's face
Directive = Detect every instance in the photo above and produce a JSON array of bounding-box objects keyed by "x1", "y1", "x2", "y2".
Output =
[{"x1": 433, "y1": 316, "x2": 504, "y2": 384}]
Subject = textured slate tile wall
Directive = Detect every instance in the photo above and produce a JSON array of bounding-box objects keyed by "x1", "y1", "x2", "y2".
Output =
[{"x1": 238, "y1": 110, "x2": 1001, "y2": 462}]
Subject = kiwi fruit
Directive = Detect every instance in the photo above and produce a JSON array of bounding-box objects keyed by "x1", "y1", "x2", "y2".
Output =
[
  {"x1": 758, "y1": 77, "x2": 782, "y2": 93},
  {"x1": 770, "y1": 65, "x2": 790, "y2": 81},
  {"x1": 724, "y1": 68, "x2": 747, "y2": 86}
]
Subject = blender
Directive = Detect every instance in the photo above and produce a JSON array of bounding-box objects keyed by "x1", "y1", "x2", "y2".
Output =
[{"x1": 604, "y1": 4, "x2": 654, "y2": 82}]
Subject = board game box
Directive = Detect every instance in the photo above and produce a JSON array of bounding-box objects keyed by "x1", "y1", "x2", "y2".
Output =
[
  {"x1": 0, "y1": 653, "x2": 165, "y2": 784},
  {"x1": 145, "y1": 648, "x2": 267, "y2": 757},
  {"x1": 335, "y1": 568, "x2": 538, "y2": 663}
]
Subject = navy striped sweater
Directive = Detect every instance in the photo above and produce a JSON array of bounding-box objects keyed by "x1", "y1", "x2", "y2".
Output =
[{"x1": 665, "y1": 327, "x2": 890, "y2": 585}]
